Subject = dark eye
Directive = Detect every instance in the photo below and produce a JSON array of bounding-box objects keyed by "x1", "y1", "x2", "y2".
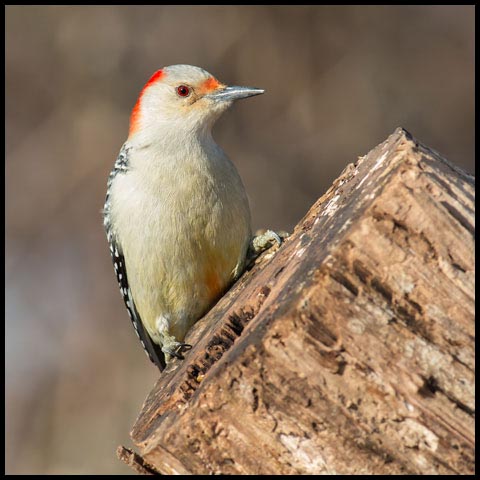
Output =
[{"x1": 176, "y1": 85, "x2": 190, "y2": 97}]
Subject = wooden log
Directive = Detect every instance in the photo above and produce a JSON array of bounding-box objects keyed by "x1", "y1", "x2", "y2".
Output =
[
  {"x1": 122, "y1": 128, "x2": 475, "y2": 475},
  {"x1": 116, "y1": 446, "x2": 160, "y2": 475}
]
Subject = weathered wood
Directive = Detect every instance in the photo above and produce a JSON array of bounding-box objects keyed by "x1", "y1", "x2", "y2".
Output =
[
  {"x1": 116, "y1": 446, "x2": 160, "y2": 475},
  {"x1": 126, "y1": 128, "x2": 475, "y2": 475}
]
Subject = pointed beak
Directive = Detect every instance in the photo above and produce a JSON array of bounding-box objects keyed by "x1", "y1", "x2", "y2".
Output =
[{"x1": 206, "y1": 85, "x2": 265, "y2": 102}]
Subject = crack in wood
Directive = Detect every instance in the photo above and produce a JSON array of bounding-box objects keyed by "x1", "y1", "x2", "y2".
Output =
[
  {"x1": 440, "y1": 201, "x2": 475, "y2": 236},
  {"x1": 180, "y1": 288, "x2": 271, "y2": 402}
]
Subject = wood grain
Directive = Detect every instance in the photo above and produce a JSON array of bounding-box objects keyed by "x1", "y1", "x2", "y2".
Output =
[{"x1": 125, "y1": 128, "x2": 474, "y2": 475}]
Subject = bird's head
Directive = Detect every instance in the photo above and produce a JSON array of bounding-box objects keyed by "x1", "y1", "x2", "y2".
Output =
[{"x1": 128, "y1": 64, "x2": 264, "y2": 140}]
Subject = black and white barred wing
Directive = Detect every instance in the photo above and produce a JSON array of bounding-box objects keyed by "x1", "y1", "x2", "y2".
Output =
[
  {"x1": 108, "y1": 237, "x2": 166, "y2": 370},
  {"x1": 104, "y1": 144, "x2": 166, "y2": 370}
]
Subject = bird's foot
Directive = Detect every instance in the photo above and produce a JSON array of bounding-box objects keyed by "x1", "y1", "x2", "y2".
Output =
[
  {"x1": 246, "y1": 229, "x2": 289, "y2": 267},
  {"x1": 162, "y1": 340, "x2": 192, "y2": 363}
]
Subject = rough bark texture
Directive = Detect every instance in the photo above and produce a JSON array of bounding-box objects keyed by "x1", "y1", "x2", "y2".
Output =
[
  {"x1": 122, "y1": 128, "x2": 475, "y2": 475},
  {"x1": 116, "y1": 446, "x2": 160, "y2": 475}
]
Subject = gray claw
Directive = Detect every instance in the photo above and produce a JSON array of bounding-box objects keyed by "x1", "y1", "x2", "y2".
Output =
[
  {"x1": 252, "y1": 229, "x2": 282, "y2": 253},
  {"x1": 162, "y1": 342, "x2": 192, "y2": 360},
  {"x1": 247, "y1": 229, "x2": 289, "y2": 268}
]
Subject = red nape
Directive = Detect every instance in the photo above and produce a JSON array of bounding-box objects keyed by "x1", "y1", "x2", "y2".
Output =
[{"x1": 129, "y1": 69, "x2": 165, "y2": 137}]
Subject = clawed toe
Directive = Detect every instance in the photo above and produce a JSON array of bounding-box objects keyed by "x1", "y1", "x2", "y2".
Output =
[
  {"x1": 162, "y1": 342, "x2": 192, "y2": 360},
  {"x1": 247, "y1": 229, "x2": 289, "y2": 268},
  {"x1": 175, "y1": 342, "x2": 192, "y2": 354},
  {"x1": 252, "y1": 229, "x2": 282, "y2": 252}
]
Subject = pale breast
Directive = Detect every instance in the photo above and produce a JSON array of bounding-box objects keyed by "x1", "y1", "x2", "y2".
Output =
[{"x1": 109, "y1": 154, "x2": 251, "y2": 341}]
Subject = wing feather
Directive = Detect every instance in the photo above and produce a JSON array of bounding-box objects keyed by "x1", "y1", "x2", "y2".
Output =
[
  {"x1": 109, "y1": 237, "x2": 166, "y2": 370},
  {"x1": 104, "y1": 144, "x2": 166, "y2": 370}
]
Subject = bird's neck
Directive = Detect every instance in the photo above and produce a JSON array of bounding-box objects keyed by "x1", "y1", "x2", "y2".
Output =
[
  {"x1": 129, "y1": 120, "x2": 216, "y2": 153},
  {"x1": 127, "y1": 122, "x2": 226, "y2": 176}
]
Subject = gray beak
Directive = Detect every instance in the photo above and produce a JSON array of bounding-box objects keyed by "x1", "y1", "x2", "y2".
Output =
[{"x1": 206, "y1": 85, "x2": 265, "y2": 102}]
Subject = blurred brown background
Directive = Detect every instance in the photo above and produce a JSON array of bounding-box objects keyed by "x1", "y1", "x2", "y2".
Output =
[{"x1": 5, "y1": 5, "x2": 474, "y2": 475}]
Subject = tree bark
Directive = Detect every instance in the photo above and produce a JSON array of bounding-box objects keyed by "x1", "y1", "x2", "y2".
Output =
[{"x1": 120, "y1": 128, "x2": 475, "y2": 475}]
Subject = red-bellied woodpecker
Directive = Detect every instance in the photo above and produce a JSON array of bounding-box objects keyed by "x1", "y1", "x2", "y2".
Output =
[{"x1": 103, "y1": 64, "x2": 281, "y2": 370}]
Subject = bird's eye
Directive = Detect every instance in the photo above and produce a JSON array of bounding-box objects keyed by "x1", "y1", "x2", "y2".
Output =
[{"x1": 176, "y1": 85, "x2": 190, "y2": 97}]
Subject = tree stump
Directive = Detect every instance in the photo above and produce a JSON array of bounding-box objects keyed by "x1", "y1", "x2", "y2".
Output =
[{"x1": 120, "y1": 128, "x2": 475, "y2": 475}]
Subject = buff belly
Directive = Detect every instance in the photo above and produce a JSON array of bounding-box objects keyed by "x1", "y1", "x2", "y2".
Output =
[{"x1": 109, "y1": 165, "x2": 251, "y2": 345}]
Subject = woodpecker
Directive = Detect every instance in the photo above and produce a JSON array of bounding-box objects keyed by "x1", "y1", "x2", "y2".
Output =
[{"x1": 103, "y1": 65, "x2": 280, "y2": 370}]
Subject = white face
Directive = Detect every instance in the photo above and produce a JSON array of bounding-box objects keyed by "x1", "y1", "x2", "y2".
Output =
[
  {"x1": 129, "y1": 65, "x2": 264, "y2": 139},
  {"x1": 134, "y1": 65, "x2": 230, "y2": 136}
]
